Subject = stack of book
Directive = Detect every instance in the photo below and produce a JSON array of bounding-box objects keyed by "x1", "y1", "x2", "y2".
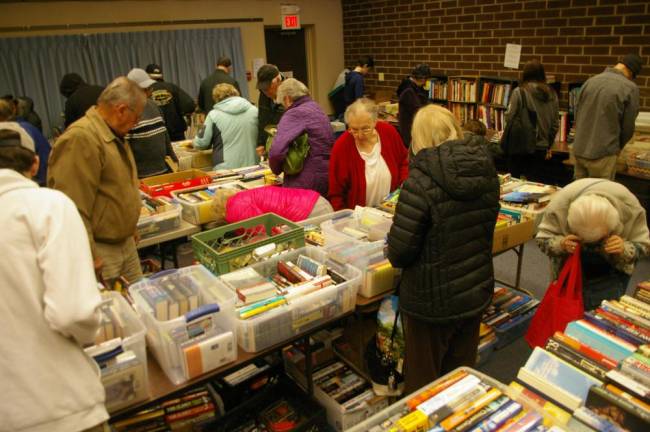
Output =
[
  {"x1": 449, "y1": 78, "x2": 477, "y2": 102},
  {"x1": 140, "y1": 194, "x2": 175, "y2": 218},
  {"x1": 634, "y1": 281, "x2": 650, "y2": 303},
  {"x1": 220, "y1": 254, "x2": 347, "y2": 320},
  {"x1": 477, "y1": 105, "x2": 506, "y2": 132},
  {"x1": 137, "y1": 272, "x2": 200, "y2": 321},
  {"x1": 94, "y1": 297, "x2": 125, "y2": 345},
  {"x1": 368, "y1": 369, "x2": 559, "y2": 432},
  {"x1": 312, "y1": 360, "x2": 379, "y2": 410},
  {"x1": 477, "y1": 322, "x2": 497, "y2": 366},
  {"x1": 427, "y1": 78, "x2": 448, "y2": 101},
  {"x1": 111, "y1": 385, "x2": 219, "y2": 432},
  {"x1": 450, "y1": 103, "x2": 476, "y2": 125},
  {"x1": 500, "y1": 183, "x2": 560, "y2": 219},
  {"x1": 555, "y1": 111, "x2": 568, "y2": 143},
  {"x1": 482, "y1": 286, "x2": 540, "y2": 350},
  {"x1": 379, "y1": 187, "x2": 400, "y2": 214},
  {"x1": 516, "y1": 287, "x2": 650, "y2": 431},
  {"x1": 480, "y1": 82, "x2": 512, "y2": 106}
]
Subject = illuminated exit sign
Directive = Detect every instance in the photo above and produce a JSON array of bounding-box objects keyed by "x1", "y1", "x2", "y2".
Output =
[
  {"x1": 281, "y1": 4, "x2": 301, "y2": 30},
  {"x1": 283, "y1": 14, "x2": 300, "y2": 30}
]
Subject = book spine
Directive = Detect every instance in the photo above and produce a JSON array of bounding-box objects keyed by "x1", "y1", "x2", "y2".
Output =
[
  {"x1": 605, "y1": 384, "x2": 650, "y2": 411},
  {"x1": 450, "y1": 395, "x2": 510, "y2": 432},
  {"x1": 545, "y1": 338, "x2": 607, "y2": 381},
  {"x1": 468, "y1": 400, "x2": 522, "y2": 432},
  {"x1": 416, "y1": 374, "x2": 482, "y2": 416},
  {"x1": 587, "y1": 385, "x2": 650, "y2": 422},
  {"x1": 439, "y1": 388, "x2": 502, "y2": 431},
  {"x1": 552, "y1": 332, "x2": 618, "y2": 370},
  {"x1": 605, "y1": 370, "x2": 650, "y2": 399},
  {"x1": 165, "y1": 402, "x2": 214, "y2": 423}
]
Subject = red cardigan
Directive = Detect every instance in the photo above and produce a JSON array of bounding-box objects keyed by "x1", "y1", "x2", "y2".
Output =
[{"x1": 329, "y1": 121, "x2": 409, "y2": 210}]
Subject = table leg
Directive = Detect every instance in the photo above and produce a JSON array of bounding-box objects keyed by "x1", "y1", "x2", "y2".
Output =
[
  {"x1": 514, "y1": 243, "x2": 524, "y2": 291},
  {"x1": 304, "y1": 334, "x2": 313, "y2": 396}
]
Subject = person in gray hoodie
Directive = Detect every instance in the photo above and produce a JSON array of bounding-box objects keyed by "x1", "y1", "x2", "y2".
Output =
[
  {"x1": 504, "y1": 60, "x2": 559, "y2": 180},
  {"x1": 193, "y1": 83, "x2": 259, "y2": 170}
]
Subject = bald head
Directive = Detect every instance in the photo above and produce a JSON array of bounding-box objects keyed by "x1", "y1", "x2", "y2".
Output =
[{"x1": 96, "y1": 77, "x2": 146, "y2": 137}]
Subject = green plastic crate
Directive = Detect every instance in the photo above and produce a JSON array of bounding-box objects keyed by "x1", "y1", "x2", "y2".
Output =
[{"x1": 191, "y1": 213, "x2": 305, "y2": 275}]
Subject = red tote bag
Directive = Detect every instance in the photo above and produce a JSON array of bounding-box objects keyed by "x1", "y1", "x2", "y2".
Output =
[{"x1": 525, "y1": 245, "x2": 584, "y2": 348}]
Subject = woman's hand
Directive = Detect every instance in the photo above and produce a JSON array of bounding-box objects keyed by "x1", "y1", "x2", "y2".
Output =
[
  {"x1": 604, "y1": 235, "x2": 625, "y2": 255},
  {"x1": 561, "y1": 234, "x2": 580, "y2": 254}
]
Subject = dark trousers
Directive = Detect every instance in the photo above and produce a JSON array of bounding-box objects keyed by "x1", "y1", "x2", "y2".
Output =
[{"x1": 403, "y1": 313, "x2": 482, "y2": 395}]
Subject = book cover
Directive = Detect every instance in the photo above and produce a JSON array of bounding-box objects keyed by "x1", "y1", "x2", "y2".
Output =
[
  {"x1": 545, "y1": 338, "x2": 607, "y2": 381},
  {"x1": 552, "y1": 332, "x2": 618, "y2": 370},
  {"x1": 605, "y1": 370, "x2": 650, "y2": 401},
  {"x1": 182, "y1": 332, "x2": 233, "y2": 379},
  {"x1": 586, "y1": 385, "x2": 650, "y2": 430},
  {"x1": 585, "y1": 311, "x2": 648, "y2": 346},
  {"x1": 565, "y1": 321, "x2": 636, "y2": 362}
]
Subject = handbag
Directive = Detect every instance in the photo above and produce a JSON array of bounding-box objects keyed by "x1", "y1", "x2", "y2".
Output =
[
  {"x1": 500, "y1": 88, "x2": 537, "y2": 156},
  {"x1": 525, "y1": 244, "x2": 584, "y2": 348},
  {"x1": 365, "y1": 294, "x2": 404, "y2": 396},
  {"x1": 265, "y1": 125, "x2": 310, "y2": 175}
]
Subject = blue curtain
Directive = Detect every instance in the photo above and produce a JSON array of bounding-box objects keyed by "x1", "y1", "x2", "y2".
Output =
[{"x1": 0, "y1": 27, "x2": 246, "y2": 137}]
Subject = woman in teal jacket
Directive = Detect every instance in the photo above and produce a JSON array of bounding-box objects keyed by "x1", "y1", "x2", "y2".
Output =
[{"x1": 193, "y1": 83, "x2": 259, "y2": 169}]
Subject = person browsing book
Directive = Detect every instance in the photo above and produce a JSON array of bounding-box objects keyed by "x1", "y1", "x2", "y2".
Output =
[
  {"x1": 0, "y1": 127, "x2": 108, "y2": 432},
  {"x1": 386, "y1": 104, "x2": 500, "y2": 394},
  {"x1": 536, "y1": 179, "x2": 650, "y2": 310},
  {"x1": 329, "y1": 98, "x2": 408, "y2": 210}
]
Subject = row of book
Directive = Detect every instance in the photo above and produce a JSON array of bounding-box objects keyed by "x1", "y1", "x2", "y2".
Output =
[
  {"x1": 137, "y1": 272, "x2": 200, "y2": 321},
  {"x1": 112, "y1": 385, "x2": 219, "y2": 432},
  {"x1": 427, "y1": 78, "x2": 448, "y2": 101},
  {"x1": 450, "y1": 103, "x2": 477, "y2": 125},
  {"x1": 449, "y1": 79, "x2": 478, "y2": 103},
  {"x1": 554, "y1": 111, "x2": 569, "y2": 144},
  {"x1": 219, "y1": 254, "x2": 347, "y2": 320},
  {"x1": 477, "y1": 105, "x2": 506, "y2": 132},
  {"x1": 568, "y1": 86, "x2": 582, "y2": 114},
  {"x1": 140, "y1": 195, "x2": 175, "y2": 218},
  {"x1": 516, "y1": 285, "x2": 650, "y2": 431},
  {"x1": 369, "y1": 369, "x2": 562, "y2": 432},
  {"x1": 312, "y1": 360, "x2": 379, "y2": 410},
  {"x1": 95, "y1": 297, "x2": 126, "y2": 345},
  {"x1": 480, "y1": 82, "x2": 512, "y2": 107}
]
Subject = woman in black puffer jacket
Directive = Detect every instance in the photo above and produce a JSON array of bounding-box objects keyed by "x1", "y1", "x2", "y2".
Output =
[{"x1": 387, "y1": 105, "x2": 500, "y2": 394}]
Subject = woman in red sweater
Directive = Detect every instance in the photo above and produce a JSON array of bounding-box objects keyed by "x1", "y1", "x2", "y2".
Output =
[{"x1": 329, "y1": 98, "x2": 409, "y2": 210}]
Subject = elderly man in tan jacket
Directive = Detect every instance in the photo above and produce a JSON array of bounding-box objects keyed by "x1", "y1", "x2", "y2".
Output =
[{"x1": 48, "y1": 77, "x2": 146, "y2": 285}]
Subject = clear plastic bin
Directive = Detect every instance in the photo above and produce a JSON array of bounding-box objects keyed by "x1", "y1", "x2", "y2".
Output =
[
  {"x1": 299, "y1": 209, "x2": 354, "y2": 247},
  {"x1": 215, "y1": 246, "x2": 362, "y2": 352},
  {"x1": 320, "y1": 207, "x2": 393, "y2": 247},
  {"x1": 85, "y1": 291, "x2": 149, "y2": 413},
  {"x1": 171, "y1": 181, "x2": 249, "y2": 225},
  {"x1": 128, "y1": 265, "x2": 238, "y2": 385},
  {"x1": 137, "y1": 203, "x2": 182, "y2": 239}
]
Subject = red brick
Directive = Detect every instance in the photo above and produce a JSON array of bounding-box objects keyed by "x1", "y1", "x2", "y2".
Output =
[
  {"x1": 464, "y1": 6, "x2": 482, "y2": 14},
  {"x1": 568, "y1": 17, "x2": 594, "y2": 26},
  {"x1": 617, "y1": 4, "x2": 646, "y2": 14},
  {"x1": 625, "y1": 15, "x2": 649, "y2": 25},
  {"x1": 535, "y1": 46, "x2": 558, "y2": 55},
  {"x1": 542, "y1": 55, "x2": 565, "y2": 63},
  {"x1": 586, "y1": 27, "x2": 613, "y2": 36},
  {"x1": 560, "y1": 46, "x2": 583, "y2": 55},
  {"x1": 537, "y1": 28, "x2": 559, "y2": 36},
  {"x1": 515, "y1": 11, "x2": 536, "y2": 19},
  {"x1": 524, "y1": 1, "x2": 545, "y2": 10},
  {"x1": 587, "y1": 6, "x2": 615, "y2": 15},
  {"x1": 537, "y1": 9, "x2": 561, "y2": 18},
  {"x1": 581, "y1": 65, "x2": 605, "y2": 74},
  {"x1": 595, "y1": 16, "x2": 622, "y2": 26},
  {"x1": 622, "y1": 35, "x2": 650, "y2": 45},
  {"x1": 545, "y1": 18, "x2": 568, "y2": 27},
  {"x1": 591, "y1": 55, "x2": 618, "y2": 65},
  {"x1": 500, "y1": 20, "x2": 522, "y2": 29},
  {"x1": 458, "y1": 14, "x2": 475, "y2": 23},
  {"x1": 559, "y1": 27, "x2": 585, "y2": 36},
  {"x1": 583, "y1": 46, "x2": 610, "y2": 55},
  {"x1": 614, "y1": 26, "x2": 644, "y2": 35}
]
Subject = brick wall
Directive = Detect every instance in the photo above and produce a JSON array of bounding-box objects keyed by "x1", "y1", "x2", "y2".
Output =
[{"x1": 342, "y1": 0, "x2": 650, "y2": 110}]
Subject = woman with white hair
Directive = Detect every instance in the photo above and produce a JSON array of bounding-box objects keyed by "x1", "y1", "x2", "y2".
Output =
[
  {"x1": 269, "y1": 78, "x2": 333, "y2": 195},
  {"x1": 386, "y1": 104, "x2": 500, "y2": 394},
  {"x1": 536, "y1": 178, "x2": 650, "y2": 310},
  {"x1": 329, "y1": 98, "x2": 408, "y2": 210}
]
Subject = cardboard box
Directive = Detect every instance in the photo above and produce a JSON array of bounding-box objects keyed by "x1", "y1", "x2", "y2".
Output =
[
  {"x1": 140, "y1": 169, "x2": 212, "y2": 197},
  {"x1": 172, "y1": 140, "x2": 214, "y2": 171},
  {"x1": 492, "y1": 218, "x2": 534, "y2": 254}
]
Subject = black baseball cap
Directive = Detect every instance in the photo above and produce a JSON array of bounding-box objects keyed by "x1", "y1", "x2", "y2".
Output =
[
  {"x1": 620, "y1": 54, "x2": 643, "y2": 78},
  {"x1": 145, "y1": 64, "x2": 163, "y2": 79},
  {"x1": 256, "y1": 64, "x2": 280, "y2": 91}
]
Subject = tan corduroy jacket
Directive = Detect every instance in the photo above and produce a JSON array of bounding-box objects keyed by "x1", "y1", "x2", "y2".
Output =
[{"x1": 48, "y1": 107, "x2": 141, "y2": 255}]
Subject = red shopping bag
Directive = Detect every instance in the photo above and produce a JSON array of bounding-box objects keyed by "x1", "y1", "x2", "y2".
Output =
[{"x1": 525, "y1": 245, "x2": 584, "y2": 348}]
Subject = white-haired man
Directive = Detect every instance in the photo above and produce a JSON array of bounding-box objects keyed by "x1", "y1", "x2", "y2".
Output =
[
  {"x1": 48, "y1": 76, "x2": 146, "y2": 285},
  {"x1": 536, "y1": 178, "x2": 650, "y2": 310}
]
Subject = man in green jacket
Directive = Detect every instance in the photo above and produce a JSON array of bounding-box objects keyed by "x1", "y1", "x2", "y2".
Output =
[{"x1": 48, "y1": 77, "x2": 146, "y2": 285}]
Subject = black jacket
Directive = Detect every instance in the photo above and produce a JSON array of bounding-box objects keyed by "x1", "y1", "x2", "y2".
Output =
[
  {"x1": 150, "y1": 80, "x2": 195, "y2": 141},
  {"x1": 64, "y1": 83, "x2": 104, "y2": 128},
  {"x1": 257, "y1": 91, "x2": 285, "y2": 147},
  {"x1": 387, "y1": 134, "x2": 500, "y2": 323},
  {"x1": 397, "y1": 77, "x2": 429, "y2": 148},
  {"x1": 198, "y1": 69, "x2": 241, "y2": 113}
]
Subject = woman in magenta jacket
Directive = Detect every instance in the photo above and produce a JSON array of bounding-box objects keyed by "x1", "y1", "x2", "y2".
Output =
[{"x1": 329, "y1": 98, "x2": 409, "y2": 210}]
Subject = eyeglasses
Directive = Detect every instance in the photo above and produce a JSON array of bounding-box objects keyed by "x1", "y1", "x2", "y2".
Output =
[{"x1": 348, "y1": 126, "x2": 374, "y2": 136}]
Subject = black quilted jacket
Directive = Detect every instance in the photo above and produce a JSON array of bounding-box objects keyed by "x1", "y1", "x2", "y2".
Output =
[{"x1": 387, "y1": 134, "x2": 500, "y2": 323}]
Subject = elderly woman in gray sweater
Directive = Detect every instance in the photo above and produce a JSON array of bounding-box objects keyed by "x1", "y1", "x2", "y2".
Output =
[{"x1": 536, "y1": 178, "x2": 650, "y2": 310}]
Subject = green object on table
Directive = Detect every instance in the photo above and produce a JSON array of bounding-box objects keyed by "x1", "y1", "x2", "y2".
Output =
[{"x1": 265, "y1": 125, "x2": 310, "y2": 175}]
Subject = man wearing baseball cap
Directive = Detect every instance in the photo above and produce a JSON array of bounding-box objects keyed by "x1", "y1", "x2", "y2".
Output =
[
  {"x1": 256, "y1": 64, "x2": 285, "y2": 155},
  {"x1": 125, "y1": 68, "x2": 177, "y2": 178},
  {"x1": 145, "y1": 63, "x2": 195, "y2": 141},
  {"x1": 0, "y1": 124, "x2": 109, "y2": 431},
  {"x1": 198, "y1": 56, "x2": 241, "y2": 113},
  {"x1": 573, "y1": 53, "x2": 644, "y2": 180}
]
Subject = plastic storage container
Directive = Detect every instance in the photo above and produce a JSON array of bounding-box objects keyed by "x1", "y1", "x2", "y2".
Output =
[
  {"x1": 171, "y1": 181, "x2": 249, "y2": 225},
  {"x1": 320, "y1": 207, "x2": 393, "y2": 247},
  {"x1": 140, "y1": 169, "x2": 212, "y2": 198},
  {"x1": 298, "y1": 209, "x2": 354, "y2": 247},
  {"x1": 128, "y1": 265, "x2": 238, "y2": 385},
  {"x1": 84, "y1": 291, "x2": 149, "y2": 413},
  {"x1": 192, "y1": 213, "x2": 305, "y2": 275},
  {"x1": 137, "y1": 202, "x2": 182, "y2": 240},
  {"x1": 494, "y1": 307, "x2": 536, "y2": 350},
  {"x1": 215, "y1": 246, "x2": 361, "y2": 352}
]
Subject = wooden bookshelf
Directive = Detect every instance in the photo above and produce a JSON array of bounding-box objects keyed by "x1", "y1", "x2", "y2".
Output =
[
  {"x1": 427, "y1": 74, "x2": 448, "y2": 105},
  {"x1": 567, "y1": 81, "x2": 584, "y2": 142},
  {"x1": 448, "y1": 75, "x2": 479, "y2": 124},
  {"x1": 477, "y1": 76, "x2": 516, "y2": 133}
]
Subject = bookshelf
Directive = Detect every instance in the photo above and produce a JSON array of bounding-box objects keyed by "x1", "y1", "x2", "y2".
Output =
[
  {"x1": 426, "y1": 74, "x2": 448, "y2": 106},
  {"x1": 477, "y1": 76, "x2": 517, "y2": 133},
  {"x1": 567, "y1": 81, "x2": 584, "y2": 143},
  {"x1": 448, "y1": 75, "x2": 478, "y2": 124}
]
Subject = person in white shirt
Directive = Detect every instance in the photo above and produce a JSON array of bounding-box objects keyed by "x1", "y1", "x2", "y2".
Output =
[{"x1": 0, "y1": 125, "x2": 108, "y2": 432}]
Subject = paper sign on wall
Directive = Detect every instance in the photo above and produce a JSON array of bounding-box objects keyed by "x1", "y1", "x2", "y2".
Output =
[{"x1": 504, "y1": 43, "x2": 522, "y2": 69}]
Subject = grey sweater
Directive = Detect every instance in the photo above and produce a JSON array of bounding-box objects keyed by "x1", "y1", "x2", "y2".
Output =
[
  {"x1": 573, "y1": 68, "x2": 640, "y2": 160},
  {"x1": 505, "y1": 83, "x2": 559, "y2": 150}
]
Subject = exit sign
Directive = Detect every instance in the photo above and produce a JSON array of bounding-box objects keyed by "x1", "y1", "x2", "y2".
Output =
[{"x1": 282, "y1": 14, "x2": 300, "y2": 30}]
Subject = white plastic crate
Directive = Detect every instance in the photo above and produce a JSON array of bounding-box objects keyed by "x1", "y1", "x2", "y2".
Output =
[
  {"x1": 216, "y1": 246, "x2": 361, "y2": 352},
  {"x1": 85, "y1": 291, "x2": 149, "y2": 413},
  {"x1": 171, "y1": 181, "x2": 250, "y2": 225},
  {"x1": 137, "y1": 202, "x2": 182, "y2": 239},
  {"x1": 128, "y1": 265, "x2": 238, "y2": 385},
  {"x1": 320, "y1": 207, "x2": 393, "y2": 247},
  {"x1": 299, "y1": 209, "x2": 354, "y2": 246}
]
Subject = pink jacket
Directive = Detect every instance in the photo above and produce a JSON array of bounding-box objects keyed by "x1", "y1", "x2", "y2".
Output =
[{"x1": 226, "y1": 186, "x2": 321, "y2": 223}]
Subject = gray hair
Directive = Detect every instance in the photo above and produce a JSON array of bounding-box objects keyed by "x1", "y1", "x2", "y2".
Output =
[
  {"x1": 276, "y1": 78, "x2": 309, "y2": 104},
  {"x1": 97, "y1": 76, "x2": 146, "y2": 110},
  {"x1": 0, "y1": 99, "x2": 14, "y2": 122},
  {"x1": 344, "y1": 98, "x2": 378, "y2": 124},
  {"x1": 567, "y1": 194, "x2": 620, "y2": 243}
]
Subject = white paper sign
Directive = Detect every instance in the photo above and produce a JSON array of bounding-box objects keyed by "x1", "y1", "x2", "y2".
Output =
[
  {"x1": 252, "y1": 58, "x2": 265, "y2": 78},
  {"x1": 504, "y1": 43, "x2": 522, "y2": 69},
  {"x1": 281, "y1": 71, "x2": 294, "y2": 79}
]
